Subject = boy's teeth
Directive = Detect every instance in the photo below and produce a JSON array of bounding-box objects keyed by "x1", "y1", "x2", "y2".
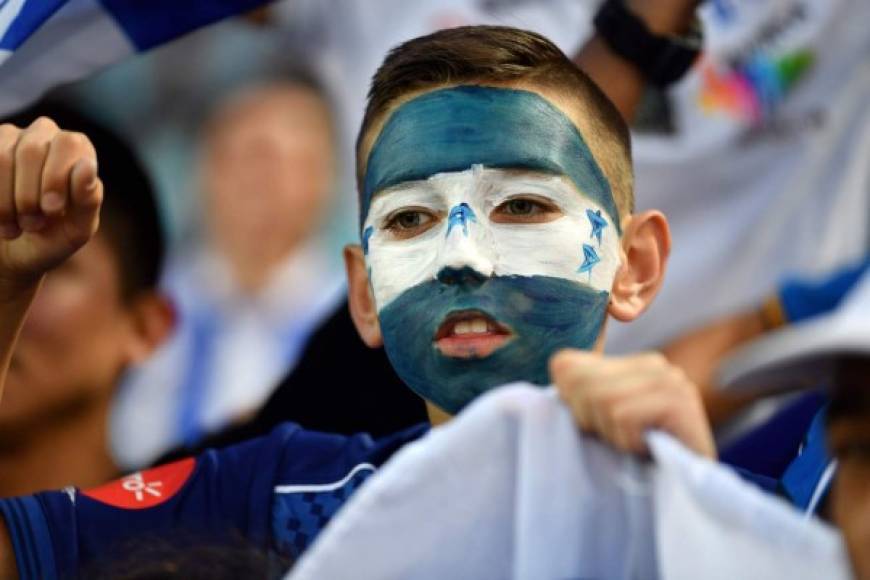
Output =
[{"x1": 452, "y1": 318, "x2": 491, "y2": 336}]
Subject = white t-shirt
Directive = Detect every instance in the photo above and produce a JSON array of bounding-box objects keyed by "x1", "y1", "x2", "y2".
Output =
[{"x1": 287, "y1": 385, "x2": 851, "y2": 580}]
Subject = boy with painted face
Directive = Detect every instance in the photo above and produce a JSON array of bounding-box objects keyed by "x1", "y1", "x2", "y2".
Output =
[
  {"x1": 346, "y1": 26, "x2": 711, "y2": 456},
  {"x1": 0, "y1": 26, "x2": 713, "y2": 578}
]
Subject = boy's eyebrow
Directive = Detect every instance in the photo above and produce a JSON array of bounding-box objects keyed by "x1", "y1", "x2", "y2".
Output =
[
  {"x1": 369, "y1": 168, "x2": 585, "y2": 207},
  {"x1": 361, "y1": 85, "x2": 618, "y2": 232}
]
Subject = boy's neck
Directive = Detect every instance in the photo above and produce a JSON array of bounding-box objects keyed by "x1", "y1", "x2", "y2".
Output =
[
  {"x1": 0, "y1": 393, "x2": 118, "y2": 496},
  {"x1": 426, "y1": 401, "x2": 452, "y2": 426}
]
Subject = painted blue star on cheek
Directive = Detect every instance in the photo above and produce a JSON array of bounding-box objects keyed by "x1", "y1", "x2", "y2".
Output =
[
  {"x1": 446, "y1": 203, "x2": 477, "y2": 238},
  {"x1": 361, "y1": 226, "x2": 374, "y2": 255},
  {"x1": 586, "y1": 209, "x2": 607, "y2": 246},
  {"x1": 577, "y1": 243, "x2": 600, "y2": 282}
]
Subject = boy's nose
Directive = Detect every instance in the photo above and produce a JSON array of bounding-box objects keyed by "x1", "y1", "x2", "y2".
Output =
[{"x1": 435, "y1": 203, "x2": 494, "y2": 285}]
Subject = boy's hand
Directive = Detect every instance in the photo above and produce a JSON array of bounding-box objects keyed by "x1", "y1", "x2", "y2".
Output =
[
  {"x1": 550, "y1": 350, "x2": 716, "y2": 459},
  {"x1": 0, "y1": 117, "x2": 102, "y2": 295}
]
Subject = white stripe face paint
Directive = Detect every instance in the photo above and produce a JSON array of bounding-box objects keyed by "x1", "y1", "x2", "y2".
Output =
[{"x1": 363, "y1": 165, "x2": 622, "y2": 311}]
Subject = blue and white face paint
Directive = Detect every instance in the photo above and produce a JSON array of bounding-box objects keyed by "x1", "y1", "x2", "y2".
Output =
[{"x1": 361, "y1": 86, "x2": 623, "y2": 414}]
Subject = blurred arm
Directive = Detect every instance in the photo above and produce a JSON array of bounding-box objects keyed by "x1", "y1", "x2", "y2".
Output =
[
  {"x1": 660, "y1": 307, "x2": 769, "y2": 426},
  {"x1": 663, "y1": 257, "x2": 870, "y2": 425},
  {"x1": 574, "y1": 0, "x2": 699, "y2": 121}
]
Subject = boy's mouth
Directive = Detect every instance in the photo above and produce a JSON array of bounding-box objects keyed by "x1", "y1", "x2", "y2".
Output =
[{"x1": 433, "y1": 310, "x2": 513, "y2": 359}]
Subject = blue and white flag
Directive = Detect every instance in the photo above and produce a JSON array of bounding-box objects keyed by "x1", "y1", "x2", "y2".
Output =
[{"x1": 0, "y1": 0, "x2": 274, "y2": 116}]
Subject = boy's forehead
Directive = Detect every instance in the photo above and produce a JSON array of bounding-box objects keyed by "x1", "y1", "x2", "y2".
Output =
[{"x1": 360, "y1": 85, "x2": 619, "y2": 231}]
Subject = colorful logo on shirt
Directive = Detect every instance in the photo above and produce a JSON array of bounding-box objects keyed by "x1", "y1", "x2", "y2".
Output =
[
  {"x1": 695, "y1": 0, "x2": 820, "y2": 126},
  {"x1": 82, "y1": 457, "x2": 196, "y2": 509},
  {"x1": 698, "y1": 50, "x2": 814, "y2": 125}
]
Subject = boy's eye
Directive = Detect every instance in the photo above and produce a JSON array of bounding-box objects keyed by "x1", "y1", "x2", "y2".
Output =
[
  {"x1": 491, "y1": 196, "x2": 561, "y2": 224},
  {"x1": 384, "y1": 208, "x2": 438, "y2": 239},
  {"x1": 504, "y1": 199, "x2": 536, "y2": 215}
]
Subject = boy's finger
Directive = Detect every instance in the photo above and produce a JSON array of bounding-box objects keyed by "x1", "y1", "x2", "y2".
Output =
[
  {"x1": 14, "y1": 118, "x2": 59, "y2": 231},
  {"x1": 608, "y1": 387, "x2": 713, "y2": 458},
  {"x1": 0, "y1": 124, "x2": 21, "y2": 238},
  {"x1": 65, "y1": 159, "x2": 102, "y2": 245},
  {"x1": 551, "y1": 350, "x2": 672, "y2": 391},
  {"x1": 564, "y1": 391, "x2": 595, "y2": 432},
  {"x1": 40, "y1": 132, "x2": 89, "y2": 217},
  {"x1": 550, "y1": 349, "x2": 611, "y2": 390},
  {"x1": 605, "y1": 394, "x2": 675, "y2": 456}
]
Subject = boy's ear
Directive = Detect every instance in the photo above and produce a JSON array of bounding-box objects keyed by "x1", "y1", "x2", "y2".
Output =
[
  {"x1": 124, "y1": 293, "x2": 176, "y2": 364},
  {"x1": 608, "y1": 210, "x2": 670, "y2": 322},
  {"x1": 344, "y1": 245, "x2": 383, "y2": 347}
]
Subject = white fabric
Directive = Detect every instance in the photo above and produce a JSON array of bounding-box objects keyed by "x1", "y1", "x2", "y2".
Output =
[
  {"x1": 0, "y1": 0, "x2": 133, "y2": 115},
  {"x1": 0, "y1": 0, "x2": 278, "y2": 116},
  {"x1": 651, "y1": 432, "x2": 851, "y2": 580},
  {"x1": 608, "y1": 0, "x2": 870, "y2": 352},
  {"x1": 288, "y1": 385, "x2": 851, "y2": 580},
  {"x1": 288, "y1": 384, "x2": 656, "y2": 580}
]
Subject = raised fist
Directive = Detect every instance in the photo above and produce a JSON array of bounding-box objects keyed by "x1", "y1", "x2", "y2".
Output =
[{"x1": 0, "y1": 116, "x2": 103, "y2": 293}]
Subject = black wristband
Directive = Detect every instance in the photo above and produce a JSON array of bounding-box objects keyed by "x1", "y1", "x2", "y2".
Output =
[{"x1": 593, "y1": 0, "x2": 702, "y2": 88}]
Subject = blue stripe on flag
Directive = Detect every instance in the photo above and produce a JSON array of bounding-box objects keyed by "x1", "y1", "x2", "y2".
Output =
[
  {"x1": 98, "y1": 0, "x2": 272, "y2": 51},
  {"x1": 0, "y1": 0, "x2": 66, "y2": 51}
]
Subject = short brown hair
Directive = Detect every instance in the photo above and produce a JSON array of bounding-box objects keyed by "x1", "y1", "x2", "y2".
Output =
[{"x1": 356, "y1": 25, "x2": 634, "y2": 218}]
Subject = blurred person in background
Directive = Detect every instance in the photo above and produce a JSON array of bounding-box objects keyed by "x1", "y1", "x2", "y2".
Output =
[
  {"x1": 0, "y1": 101, "x2": 173, "y2": 495},
  {"x1": 117, "y1": 76, "x2": 344, "y2": 452},
  {"x1": 604, "y1": 0, "x2": 870, "y2": 354},
  {"x1": 714, "y1": 266, "x2": 870, "y2": 578}
]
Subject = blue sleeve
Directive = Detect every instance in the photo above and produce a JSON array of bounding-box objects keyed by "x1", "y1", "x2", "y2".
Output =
[
  {"x1": 779, "y1": 256, "x2": 869, "y2": 323},
  {"x1": 269, "y1": 424, "x2": 428, "y2": 558},
  {"x1": 0, "y1": 496, "x2": 57, "y2": 580},
  {"x1": 0, "y1": 422, "x2": 428, "y2": 578}
]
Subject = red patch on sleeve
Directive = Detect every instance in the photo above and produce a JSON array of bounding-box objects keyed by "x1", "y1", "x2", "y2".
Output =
[{"x1": 82, "y1": 457, "x2": 196, "y2": 509}]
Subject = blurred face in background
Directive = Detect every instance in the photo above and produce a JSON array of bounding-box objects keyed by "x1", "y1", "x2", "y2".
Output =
[
  {"x1": 201, "y1": 82, "x2": 336, "y2": 291},
  {"x1": 0, "y1": 235, "x2": 133, "y2": 439}
]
